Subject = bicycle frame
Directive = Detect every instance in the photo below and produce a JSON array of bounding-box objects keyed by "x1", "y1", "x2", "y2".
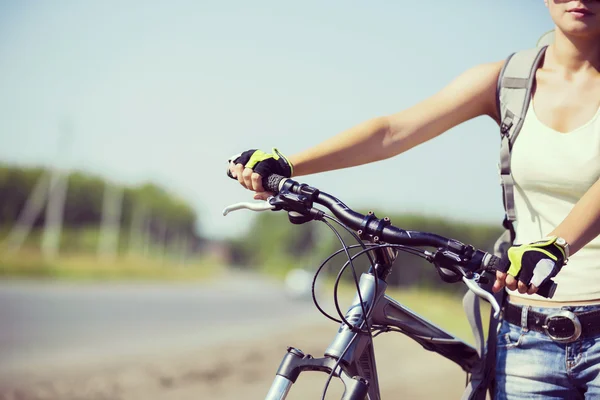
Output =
[{"x1": 264, "y1": 245, "x2": 479, "y2": 400}]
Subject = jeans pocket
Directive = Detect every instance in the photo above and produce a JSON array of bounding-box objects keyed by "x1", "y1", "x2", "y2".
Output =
[{"x1": 497, "y1": 320, "x2": 523, "y2": 349}]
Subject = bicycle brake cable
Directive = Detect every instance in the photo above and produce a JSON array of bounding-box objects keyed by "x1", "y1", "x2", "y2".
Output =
[
  {"x1": 311, "y1": 214, "x2": 378, "y2": 326},
  {"x1": 321, "y1": 218, "x2": 375, "y2": 334},
  {"x1": 332, "y1": 243, "x2": 430, "y2": 331},
  {"x1": 322, "y1": 214, "x2": 375, "y2": 266},
  {"x1": 315, "y1": 217, "x2": 431, "y2": 400},
  {"x1": 311, "y1": 242, "x2": 373, "y2": 324},
  {"x1": 319, "y1": 217, "x2": 376, "y2": 400},
  {"x1": 318, "y1": 227, "x2": 430, "y2": 399},
  {"x1": 320, "y1": 325, "x2": 363, "y2": 400}
]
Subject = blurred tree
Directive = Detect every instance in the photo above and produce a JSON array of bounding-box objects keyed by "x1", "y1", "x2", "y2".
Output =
[
  {"x1": 230, "y1": 207, "x2": 503, "y2": 292},
  {"x1": 0, "y1": 164, "x2": 201, "y2": 256}
]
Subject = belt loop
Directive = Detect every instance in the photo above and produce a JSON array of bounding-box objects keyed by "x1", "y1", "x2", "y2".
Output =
[{"x1": 520, "y1": 305, "x2": 530, "y2": 333}]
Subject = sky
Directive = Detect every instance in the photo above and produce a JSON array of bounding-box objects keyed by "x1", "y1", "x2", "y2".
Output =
[{"x1": 0, "y1": 1, "x2": 554, "y2": 239}]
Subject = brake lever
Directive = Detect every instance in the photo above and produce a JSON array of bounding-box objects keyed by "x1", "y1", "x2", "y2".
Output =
[
  {"x1": 462, "y1": 273, "x2": 501, "y2": 319},
  {"x1": 222, "y1": 196, "x2": 277, "y2": 216}
]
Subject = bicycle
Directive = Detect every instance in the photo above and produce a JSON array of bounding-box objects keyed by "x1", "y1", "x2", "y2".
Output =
[{"x1": 223, "y1": 174, "x2": 556, "y2": 400}]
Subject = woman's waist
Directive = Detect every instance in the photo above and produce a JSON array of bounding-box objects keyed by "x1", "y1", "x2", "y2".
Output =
[{"x1": 508, "y1": 295, "x2": 600, "y2": 307}]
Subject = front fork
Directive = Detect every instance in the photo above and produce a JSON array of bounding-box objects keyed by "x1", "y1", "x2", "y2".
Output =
[{"x1": 265, "y1": 347, "x2": 370, "y2": 400}]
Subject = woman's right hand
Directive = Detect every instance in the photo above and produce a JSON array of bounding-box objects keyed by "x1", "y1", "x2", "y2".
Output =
[{"x1": 227, "y1": 148, "x2": 293, "y2": 199}]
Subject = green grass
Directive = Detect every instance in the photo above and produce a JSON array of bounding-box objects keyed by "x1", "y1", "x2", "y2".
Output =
[
  {"x1": 0, "y1": 249, "x2": 224, "y2": 282},
  {"x1": 0, "y1": 227, "x2": 224, "y2": 281}
]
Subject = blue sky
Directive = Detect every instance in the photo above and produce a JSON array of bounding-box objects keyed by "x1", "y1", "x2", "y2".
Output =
[{"x1": 0, "y1": 1, "x2": 553, "y2": 238}]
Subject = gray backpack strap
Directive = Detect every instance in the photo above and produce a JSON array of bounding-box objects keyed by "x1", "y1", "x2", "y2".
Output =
[
  {"x1": 460, "y1": 46, "x2": 548, "y2": 400},
  {"x1": 537, "y1": 30, "x2": 555, "y2": 47},
  {"x1": 498, "y1": 46, "x2": 547, "y2": 232},
  {"x1": 460, "y1": 273, "x2": 504, "y2": 400},
  {"x1": 460, "y1": 289, "x2": 486, "y2": 400}
]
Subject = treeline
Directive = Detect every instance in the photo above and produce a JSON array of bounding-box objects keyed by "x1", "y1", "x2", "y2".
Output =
[
  {"x1": 0, "y1": 164, "x2": 200, "y2": 248},
  {"x1": 231, "y1": 208, "x2": 504, "y2": 292}
]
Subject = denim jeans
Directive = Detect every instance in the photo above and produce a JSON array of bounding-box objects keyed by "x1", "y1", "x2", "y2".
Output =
[{"x1": 495, "y1": 304, "x2": 600, "y2": 399}]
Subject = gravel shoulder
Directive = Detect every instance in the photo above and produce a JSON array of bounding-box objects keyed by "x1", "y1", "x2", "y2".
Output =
[{"x1": 0, "y1": 319, "x2": 469, "y2": 400}]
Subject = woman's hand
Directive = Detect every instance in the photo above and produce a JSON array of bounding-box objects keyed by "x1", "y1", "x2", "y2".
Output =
[
  {"x1": 227, "y1": 148, "x2": 293, "y2": 199},
  {"x1": 493, "y1": 236, "x2": 568, "y2": 295}
]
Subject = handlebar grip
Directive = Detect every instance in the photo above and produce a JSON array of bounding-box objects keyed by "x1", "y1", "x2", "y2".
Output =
[
  {"x1": 263, "y1": 174, "x2": 285, "y2": 193},
  {"x1": 226, "y1": 166, "x2": 285, "y2": 193},
  {"x1": 486, "y1": 254, "x2": 506, "y2": 272},
  {"x1": 486, "y1": 254, "x2": 556, "y2": 299},
  {"x1": 536, "y1": 280, "x2": 557, "y2": 299}
]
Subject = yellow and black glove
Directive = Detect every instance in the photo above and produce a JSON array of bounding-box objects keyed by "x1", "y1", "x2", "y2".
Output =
[
  {"x1": 505, "y1": 236, "x2": 569, "y2": 290},
  {"x1": 227, "y1": 148, "x2": 293, "y2": 180}
]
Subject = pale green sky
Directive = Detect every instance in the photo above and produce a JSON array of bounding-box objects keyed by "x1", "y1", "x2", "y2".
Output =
[{"x1": 0, "y1": 1, "x2": 553, "y2": 238}]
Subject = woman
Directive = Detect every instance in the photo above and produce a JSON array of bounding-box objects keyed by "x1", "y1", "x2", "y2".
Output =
[{"x1": 228, "y1": 1, "x2": 600, "y2": 398}]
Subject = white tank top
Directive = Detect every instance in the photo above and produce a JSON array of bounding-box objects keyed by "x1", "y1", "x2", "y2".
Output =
[{"x1": 509, "y1": 99, "x2": 600, "y2": 302}]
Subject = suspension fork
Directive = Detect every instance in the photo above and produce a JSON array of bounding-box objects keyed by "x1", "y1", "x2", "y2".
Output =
[{"x1": 265, "y1": 347, "x2": 370, "y2": 400}]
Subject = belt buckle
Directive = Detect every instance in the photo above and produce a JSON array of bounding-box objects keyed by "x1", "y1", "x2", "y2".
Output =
[{"x1": 542, "y1": 310, "x2": 582, "y2": 343}]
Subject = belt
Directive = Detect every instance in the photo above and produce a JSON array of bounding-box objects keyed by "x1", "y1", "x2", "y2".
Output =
[{"x1": 503, "y1": 303, "x2": 600, "y2": 343}]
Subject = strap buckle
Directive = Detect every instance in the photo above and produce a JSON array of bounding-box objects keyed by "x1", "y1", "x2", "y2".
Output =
[
  {"x1": 499, "y1": 172, "x2": 514, "y2": 185},
  {"x1": 500, "y1": 116, "x2": 514, "y2": 137},
  {"x1": 542, "y1": 310, "x2": 582, "y2": 343},
  {"x1": 500, "y1": 122, "x2": 512, "y2": 137}
]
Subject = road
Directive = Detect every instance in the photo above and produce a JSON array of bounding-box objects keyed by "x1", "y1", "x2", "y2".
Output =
[
  {"x1": 0, "y1": 271, "x2": 319, "y2": 377},
  {"x1": 0, "y1": 272, "x2": 470, "y2": 399}
]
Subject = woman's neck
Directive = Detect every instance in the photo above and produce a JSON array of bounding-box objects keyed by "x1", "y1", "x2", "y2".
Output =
[{"x1": 547, "y1": 29, "x2": 600, "y2": 75}]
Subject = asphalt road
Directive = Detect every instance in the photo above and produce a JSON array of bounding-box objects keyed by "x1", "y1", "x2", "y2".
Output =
[{"x1": 0, "y1": 272, "x2": 320, "y2": 376}]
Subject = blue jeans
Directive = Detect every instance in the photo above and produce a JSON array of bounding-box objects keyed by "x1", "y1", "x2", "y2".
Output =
[{"x1": 495, "y1": 304, "x2": 600, "y2": 399}]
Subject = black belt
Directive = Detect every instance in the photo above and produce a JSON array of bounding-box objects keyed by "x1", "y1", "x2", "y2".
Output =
[{"x1": 503, "y1": 303, "x2": 600, "y2": 343}]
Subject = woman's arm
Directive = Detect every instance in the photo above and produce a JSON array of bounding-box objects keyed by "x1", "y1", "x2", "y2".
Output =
[
  {"x1": 289, "y1": 61, "x2": 504, "y2": 177},
  {"x1": 231, "y1": 60, "x2": 505, "y2": 192},
  {"x1": 494, "y1": 179, "x2": 600, "y2": 294}
]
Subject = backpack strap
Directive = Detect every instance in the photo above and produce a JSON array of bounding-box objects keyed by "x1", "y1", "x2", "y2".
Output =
[
  {"x1": 460, "y1": 276, "x2": 505, "y2": 400},
  {"x1": 460, "y1": 46, "x2": 549, "y2": 400},
  {"x1": 497, "y1": 46, "x2": 548, "y2": 238},
  {"x1": 537, "y1": 30, "x2": 555, "y2": 47},
  {"x1": 460, "y1": 289, "x2": 487, "y2": 400}
]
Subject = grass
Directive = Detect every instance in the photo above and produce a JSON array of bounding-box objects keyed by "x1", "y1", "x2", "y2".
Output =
[
  {"x1": 0, "y1": 227, "x2": 224, "y2": 281},
  {"x1": 0, "y1": 248, "x2": 224, "y2": 282}
]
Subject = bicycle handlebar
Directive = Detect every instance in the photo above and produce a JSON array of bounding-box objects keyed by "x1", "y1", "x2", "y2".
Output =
[{"x1": 262, "y1": 174, "x2": 556, "y2": 299}]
